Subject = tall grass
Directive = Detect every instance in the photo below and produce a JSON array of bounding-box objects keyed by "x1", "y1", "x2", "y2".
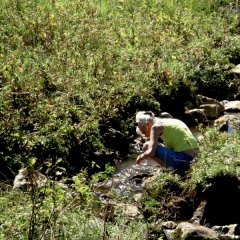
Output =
[
  {"x1": 187, "y1": 128, "x2": 240, "y2": 190},
  {"x1": 0, "y1": 128, "x2": 239, "y2": 239},
  {"x1": 0, "y1": 176, "x2": 148, "y2": 240},
  {"x1": 0, "y1": 3, "x2": 240, "y2": 237}
]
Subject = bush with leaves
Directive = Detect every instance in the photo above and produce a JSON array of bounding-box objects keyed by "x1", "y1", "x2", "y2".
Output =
[{"x1": 0, "y1": 0, "x2": 239, "y2": 179}]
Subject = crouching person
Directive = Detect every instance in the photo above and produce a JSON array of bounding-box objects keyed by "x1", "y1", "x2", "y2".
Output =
[{"x1": 135, "y1": 111, "x2": 199, "y2": 171}]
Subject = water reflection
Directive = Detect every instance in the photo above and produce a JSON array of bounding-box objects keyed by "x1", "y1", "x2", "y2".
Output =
[
  {"x1": 110, "y1": 155, "x2": 162, "y2": 195},
  {"x1": 225, "y1": 112, "x2": 240, "y2": 134},
  {"x1": 94, "y1": 155, "x2": 162, "y2": 196}
]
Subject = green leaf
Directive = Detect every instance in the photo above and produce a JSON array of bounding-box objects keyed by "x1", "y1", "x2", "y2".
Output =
[
  {"x1": 11, "y1": 133, "x2": 19, "y2": 137},
  {"x1": 29, "y1": 157, "x2": 36, "y2": 166}
]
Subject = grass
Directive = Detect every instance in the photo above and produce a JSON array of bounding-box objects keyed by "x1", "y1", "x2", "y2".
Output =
[
  {"x1": 0, "y1": 181, "x2": 148, "y2": 239},
  {"x1": 1, "y1": 0, "x2": 240, "y2": 177},
  {"x1": 0, "y1": 0, "x2": 240, "y2": 238},
  {"x1": 187, "y1": 128, "x2": 240, "y2": 190},
  {"x1": 0, "y1": 128, "x2": 239, "y2": 239}
]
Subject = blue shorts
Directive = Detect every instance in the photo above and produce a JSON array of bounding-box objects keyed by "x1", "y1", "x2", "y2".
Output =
[{"x1": 155, "y1": 145, "x2": 194, "y2": 170}]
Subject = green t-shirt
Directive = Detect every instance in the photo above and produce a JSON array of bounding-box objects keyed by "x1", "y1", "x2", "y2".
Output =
[{"x1": 159, "y1": 118, "x2": 199, "y2": 152}]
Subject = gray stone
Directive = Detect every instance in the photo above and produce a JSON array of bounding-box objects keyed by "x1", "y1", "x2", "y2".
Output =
[
  {"x1": 13, "y1": 167, "x2": 47, "y2": 189},
  {"x1": 196, "y1": 95, "x2": 225, "y2": 114},
  {"x1": 224, "y1": 100, "x2": 240, "y2": 111},
  {"x1": 161, "y1": 221, "x2": 178, "y2": 230},
  {"x1": 214, "y1": 115, "x2": 238, "y2": 131},
  {"x1": 199, "y1": 104, "x2": 223, "y2": 118},
  {"x1": 230, "y1": 64, "x2": 240, "y2": 74},
  {"x1": 173, "y1": 222, "x2": 219, "y2": 240}
]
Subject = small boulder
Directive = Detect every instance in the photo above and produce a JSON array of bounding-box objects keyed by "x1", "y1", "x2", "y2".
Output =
[
  {"x1": 196, "y1": 95, "x2": 225, "y2": 114},
  {"x1": 230, "y1": 64, "x2": 240, "y2": 74},
  {"x1": 199, "y1": 104, "x2": 223, "y2": 119},
  {"x1": 214, "y1": 114, "x2": 238, "y2": 131},
  {"x1": 223, "y1": 100, "x2": 240, "y2": 111},
  {"x1": 173, "y1": 222, "x2": 219, "y2": 240},
  {"x1": 13, "y1": 167, "x2": 47, "y2": 189}
]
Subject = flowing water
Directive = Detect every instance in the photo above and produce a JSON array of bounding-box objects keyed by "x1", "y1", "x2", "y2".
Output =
[
  {"x1": 95, "y1": 112, "x2": 240, "y2": 197},
  {"x1": 93, "y1": 112, "x2": 240, "y2": 239},
  {"x1": 94, "y1": 153, "x2": 163, "y2": 197},
  {"x1": 111, "y1": 155, "x2": 162, "y2": 195}
]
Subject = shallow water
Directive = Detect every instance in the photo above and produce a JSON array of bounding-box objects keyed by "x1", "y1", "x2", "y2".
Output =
[
  {"x1": 97, "y1": 112, "x2": 240, "y2": 196},
  {"x1": 112, "y1": 155, "x2": 161, "y2": 194}
]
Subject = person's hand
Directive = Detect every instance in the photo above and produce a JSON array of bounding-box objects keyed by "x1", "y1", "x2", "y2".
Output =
[{"x1": 136, "y1": 154, "x2": 144, "y2": 164}]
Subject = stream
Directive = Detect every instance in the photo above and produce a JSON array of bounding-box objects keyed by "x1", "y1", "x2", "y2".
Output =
[
  {"x1": 95, "y1": 112, "x2": 240, "y2": 197},
  {"x1": 111, "y1": 155, "x2": 161, "y2": 195}
]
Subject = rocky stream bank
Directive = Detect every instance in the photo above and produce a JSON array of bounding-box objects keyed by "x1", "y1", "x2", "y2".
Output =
[
  {"x1": 92, "y1": 93, "x2": 240, "y2": 240},
  {"x1": 13, "y1": 91, "x2": 240, "y2": 240}
]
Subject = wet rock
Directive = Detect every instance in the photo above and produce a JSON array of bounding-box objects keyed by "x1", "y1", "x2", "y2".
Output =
[
  {"x1": 183, "y1": 95, "x2": 225, "y2": 124},
  {"x1": 184, "y1": 108, "x2": 207, "y2": 125},
  {"x1": 212, "y1": 223, "x2": 240, "y2": 236},
  {"x1": 100, "y1": 201, "x2": 140, "y2": 221},
  {"x1": 164, "y1": 229, "x2": 175, "y2": 240},
  {"x1": 214, "y1": 114, "x2": 238, "y2": 131},
  {"x1": 115, "y1": 203, "x2": 140, "y2": 218},
  {"x1": 93, "y1": 178, "x2": 123, "y2": 192},
  {"x1": 161, "y1": 221, "x2": 178, "y2": 230},
  {"x1": 131, "y1": 173, "x2": 152, "y2": 184},
  {"x1": 196, "y1": 95, "x2": 225, "y2": 114},
  {"x1": 148, "y1": 221, "x2": 177, "y2": 240}
]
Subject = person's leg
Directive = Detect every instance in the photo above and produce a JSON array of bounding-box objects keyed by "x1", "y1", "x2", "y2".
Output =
[
  {"x1": 142, "y1": 142, "x2": 169, "y2": 168},
  {"x1": 149, "y1": 155, "x2": 169, "y2": 168},
  {"x1": 154, "y1": 144, "x2": 176, "y2": 168},
  {"x1": 171, "y1": 152, "x2": 194, "y2": 170},
  {"x1": 155, "y1": 146, "x2": 194, "y2": 170}
]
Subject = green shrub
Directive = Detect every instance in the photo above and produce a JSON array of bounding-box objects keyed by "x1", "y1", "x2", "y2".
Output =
[
  {"x1": 187, "y1": 128, "x2": 240, "y2": 191},
  {"x1": 0, "y1": 0, "x2": 239, "y2": 178}
]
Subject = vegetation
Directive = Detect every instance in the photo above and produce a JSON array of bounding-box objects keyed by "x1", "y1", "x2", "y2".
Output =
[
  {"x1": 188, "y1": 128, "x2": 240, "y2": 189},
  {"x1": 0, "y1": 128, "x2": 239, "y2": 239},
  {"x1": 0, "y1": 0, "x2": 240, "y2": 239},
  {"x1": 1, "y1": 0, "x2": 239, "y2": 178}
]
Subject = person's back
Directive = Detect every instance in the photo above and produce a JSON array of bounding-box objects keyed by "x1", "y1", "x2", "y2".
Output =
[{"x1": 157, "y1": 118, "x2": 199, "y2": 152}]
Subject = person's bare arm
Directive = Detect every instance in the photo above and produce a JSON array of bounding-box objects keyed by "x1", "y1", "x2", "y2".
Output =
[{"x1": 136, "y1": 123, "x2": 163, "y2": 163}]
